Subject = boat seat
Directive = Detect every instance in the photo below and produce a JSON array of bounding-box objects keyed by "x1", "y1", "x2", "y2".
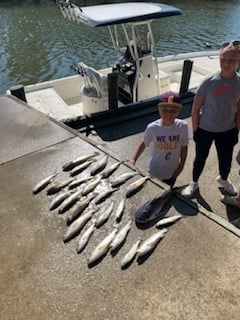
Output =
[{"x1": 77, "y1": 62, "x2": 108, "y2": 98}]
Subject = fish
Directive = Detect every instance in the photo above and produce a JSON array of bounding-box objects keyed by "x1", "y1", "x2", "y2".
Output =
[
  {"x1": 69, "y1": 159, "x2": 95, "y2": 177},
  {"x1": 32, "y1": 173, "x2": 57, "y2": 194},
  {"x1": 66, "y1": 193, "x2": 96, "y2": 224},
  {"x1": 62, "y1": 152, "x2": 99, "y2": 171},
  {"x1": 46, "y1": 177, "x2": 74, "y2": 195},
  {"x1": 125, "y1": 176, "x2": 149, "y2": 198},
  {"x1": 90, "y1": 155, "x2": 108, "y2": 176},
  {"x1": 115, "y1": 198, "x2": 125, "y2": 222},
  {"x1": 49, "y1": 189, "x2": 73, "y2": 211},
  {"x1": 94, "y1": 187, "x2": 118, "y2": 205},
  {"x1": 120, "y1": 238, "x2": 142, "y2": 268},
  {"x1": 95, "y1": 201, "x2": 114, "y2": 228},
  {"x1": 87, "y1": 226, "x2": 119, "y2": 266},
  {"x1": 76, "y1": 220, "x2": 96, "y2": 254},
  {"x1": 110, "y1": 172, "x2": 138, "y2": 188},
  {"x1": 68, "y1": 176, "x2": 92, "y2": 190},
  {"x1": 63, "y1": 209, "x2": 96, "y2": 243},
  {"x1": 137, "y1": 228, "x2": 168, "y2": 257},
  {"x1": 81, "y1": 175, "x2": 101, "y2": 196},
  {"x1": 110, "y1": 220, "x2": 132, "y2": 252},
  {"x1": 58, "y1": 189, "x2": 82, "y2": 214},
  {"x1": 100, "y1": 161, "x2": 122, "y2": 179},
  {"x1": 155, "y1": 214, "x2": 183, "y2": 227}
]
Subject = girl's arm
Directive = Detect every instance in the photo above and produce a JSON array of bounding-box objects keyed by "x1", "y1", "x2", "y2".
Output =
[{"x1": 192, "y1": 95, "x2": 204, "y2": 132}]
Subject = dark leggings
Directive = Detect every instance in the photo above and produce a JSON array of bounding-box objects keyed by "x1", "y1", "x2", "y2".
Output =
[{"x1": 192, "y1": 127, "x2": 239, "y2": 182}]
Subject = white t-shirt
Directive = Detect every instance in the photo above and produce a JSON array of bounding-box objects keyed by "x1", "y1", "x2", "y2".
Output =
[{"x1": 144, "y1": 118, "x2": 189, "y2": 180}]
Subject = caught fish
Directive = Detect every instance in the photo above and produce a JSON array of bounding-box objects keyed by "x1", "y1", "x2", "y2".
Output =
[
  {"x1": 49, "y1": 189, "x2": 73, "y2": 211},
  {"x1": 110, "y1": 172, "x2": 138, "y2": 188},
  {"x1": 66, "y1": 193, "x2": 96, "y2": 225},
  {"x1": 120, "y1": 238, "x2": 142, "y2": 268},
  {"x1": 94, "y1": 187, "x2": 118, "y2": 205},
  {"x1": 125, "y1": 176, "x2": 149, "y2": 198},
  {"x1": 69, "y1": 159, "x2": 95, "y2": 177},
  {"x1": 115, "y1": 198, "x2": 125, "y2": 222},
  {"x1": 137, "y1": 228, "x2": 168, "y2": 257},
  {"x1": 63, "y1": 209, "x2": 96, "y2": 243},
  {"x1": 76, "y1": 220, "x2": 96, "y2": 254},
  {"x1": 155, "y1": 214, "x2": 183, "y2": 227},
  {"x1": 95, "y1": 201, "x2": 114, "y2": 228},
  {"x1": 110, "y1": 220, "x2": 132, "y2": 252},
  {"x1": 32, "y1": 173, "x2": 57, "y2": 194},
  {"x1": 58, "y1": 189, "x2": 82, "y2": 214},
  {"x1": 100, "y1": 161, "x2": 121, "y2": 179},
  {"x1": 81, "y1": 175, "x2": 101, "y2": 197},
  {"x1": 68, "y1": 176, "x2": 92, "y2": 190},
  {"x1": 90, "y1": 155, "x2": 108, "y2": 176},
  {"x1": 47, "y1": 177, "x2": 74, "y2": 195},
  {"x1": 87, "y1": 226, "x2": 119, "y2": 266},
  {"x1": 62, "y1": 152, "x2": 99, "y2": 171}
]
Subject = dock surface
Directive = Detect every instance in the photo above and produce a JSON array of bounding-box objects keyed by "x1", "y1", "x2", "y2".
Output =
[{"x1": 1, "y1": 95, "x2": 239, "y2": 320}]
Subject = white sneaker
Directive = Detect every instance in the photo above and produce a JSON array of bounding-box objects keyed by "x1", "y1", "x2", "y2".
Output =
[
  {"x1": 181, "y1": 182, "x2": 199, "y2": 198},
  {"x1": 216, "y1": 176, "x2": 237, "y2": 196}
]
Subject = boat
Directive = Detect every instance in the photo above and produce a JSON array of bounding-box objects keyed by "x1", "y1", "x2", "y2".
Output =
[{"x1": 7, "y1": 1, "x2": 219, "y2": 128}]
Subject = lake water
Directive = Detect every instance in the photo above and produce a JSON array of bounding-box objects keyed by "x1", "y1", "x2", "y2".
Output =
[{"x1": 0, "y1": 0, "x2": 240, "y2": 95}]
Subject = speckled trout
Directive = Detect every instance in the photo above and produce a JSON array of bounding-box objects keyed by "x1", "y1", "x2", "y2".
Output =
[
  {"x1": 32, "y1": 173, "x2": 57, "y2": 194},
  {"x1": 120, "y1": 238, "x2": 142, "y2": 268},
  {"x1": 76, "y1": 220, "x2": 96, "y2": 254},
  {"x1": 88, "y1": 226, "x2": 119, "y2": 266},
  {"x1": 62, "y1": 152, "x2": 99, "y2": 171},
  {"x1": 137, "y1": 228, "x2": 168, "y2": 257},
  {"x1": 155, "y1": 214, "x2": 183, "y2": 228},
  {"x1": 63, "y1": 209, "x2": 95, "y2": 243},
  {"x1": 110, "y1": 220, "x2": 132, "y2": 252},
  {"x1": 125, "y1": 176, "x2": 149, "y2": 198}
]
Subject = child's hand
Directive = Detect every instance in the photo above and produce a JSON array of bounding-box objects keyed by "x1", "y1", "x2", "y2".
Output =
[
  {"x1": 126, "y1": 159, "x2": 136, "y2": 165},
  {"x1": 236, "y1": 150, "x2": 240, "y2": 165}
]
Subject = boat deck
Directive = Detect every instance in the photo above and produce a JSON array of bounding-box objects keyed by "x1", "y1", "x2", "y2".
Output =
[
  {"x1": 23, "y1": 51, "x2": 219, "y2": 123},
  {"x1": 1, "y1": 95, "x2": 239, "y2": 320}
]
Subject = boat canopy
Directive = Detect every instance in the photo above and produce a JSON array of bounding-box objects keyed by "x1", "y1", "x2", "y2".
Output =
[{"x1": 57, "y1": 1, "x2": 183, "y2": 27}]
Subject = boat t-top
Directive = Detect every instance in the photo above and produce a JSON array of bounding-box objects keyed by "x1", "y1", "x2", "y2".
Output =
[{"x1": 9, "y1": 1, "x2": 219, "y2": 126}]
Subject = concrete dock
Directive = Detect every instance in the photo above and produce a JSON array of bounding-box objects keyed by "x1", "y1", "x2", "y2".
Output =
[{"x1": 1, "y1": 95, "x2": 239, "y2": 320}]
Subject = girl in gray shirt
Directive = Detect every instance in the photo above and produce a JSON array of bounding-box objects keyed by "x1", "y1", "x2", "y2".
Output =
[{"x1": 182, "y1": 41, "x2": 240, "y2": 198}]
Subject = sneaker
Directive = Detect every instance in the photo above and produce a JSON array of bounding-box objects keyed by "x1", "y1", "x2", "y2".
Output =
[
  {"x1": 216, "y1": 176, "x2": 237, "y2": 196},
  {"x1": 221, "y1": 195, "x2": 240, "y2": 208},
  {"x1": 181, "y1": 182, "x2": 199, "y2": 198}
]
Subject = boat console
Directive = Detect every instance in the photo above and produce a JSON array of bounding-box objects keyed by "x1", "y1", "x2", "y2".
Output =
[{"x1": 55, "y1": 1, "x2": 182, "y2": 114}]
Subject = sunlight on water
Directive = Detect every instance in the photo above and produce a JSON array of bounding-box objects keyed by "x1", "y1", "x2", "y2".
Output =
[{"x1": 0, "y1": 0, "x2": 239, "y2": 95}]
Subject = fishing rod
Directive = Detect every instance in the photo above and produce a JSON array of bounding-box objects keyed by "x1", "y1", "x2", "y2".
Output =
[{"x1": 52, "y1": 0, "x2": 81, "y2": 72}]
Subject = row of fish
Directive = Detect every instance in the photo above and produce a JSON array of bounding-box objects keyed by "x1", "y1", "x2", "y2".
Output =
[
  {"x1": 33, "y1": 152, "x2": 149, "y2": 203},
  {"x1": 72, "y1": 212, "x2": 182, "y2": 268},
  {"x1": 32, "y1": 151, "x2": 183, "y2": 268},
  {"x1": 63, "y1": 201, "x2": 183, "y2": 268}
]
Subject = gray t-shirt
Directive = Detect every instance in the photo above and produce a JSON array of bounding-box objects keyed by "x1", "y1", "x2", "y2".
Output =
[{"x1": 197, "y1": 72, "x2": 240, "y2": 132}]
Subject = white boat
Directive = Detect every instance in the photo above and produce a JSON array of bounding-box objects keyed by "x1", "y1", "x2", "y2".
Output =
[{"x1": 8, "y1": 1, "x2": 219, "y2": 127}]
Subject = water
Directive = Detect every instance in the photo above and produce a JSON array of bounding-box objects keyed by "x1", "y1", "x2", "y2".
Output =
[{"x1": 0, "y1": 0, "x2": 240, "y2": 95}]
